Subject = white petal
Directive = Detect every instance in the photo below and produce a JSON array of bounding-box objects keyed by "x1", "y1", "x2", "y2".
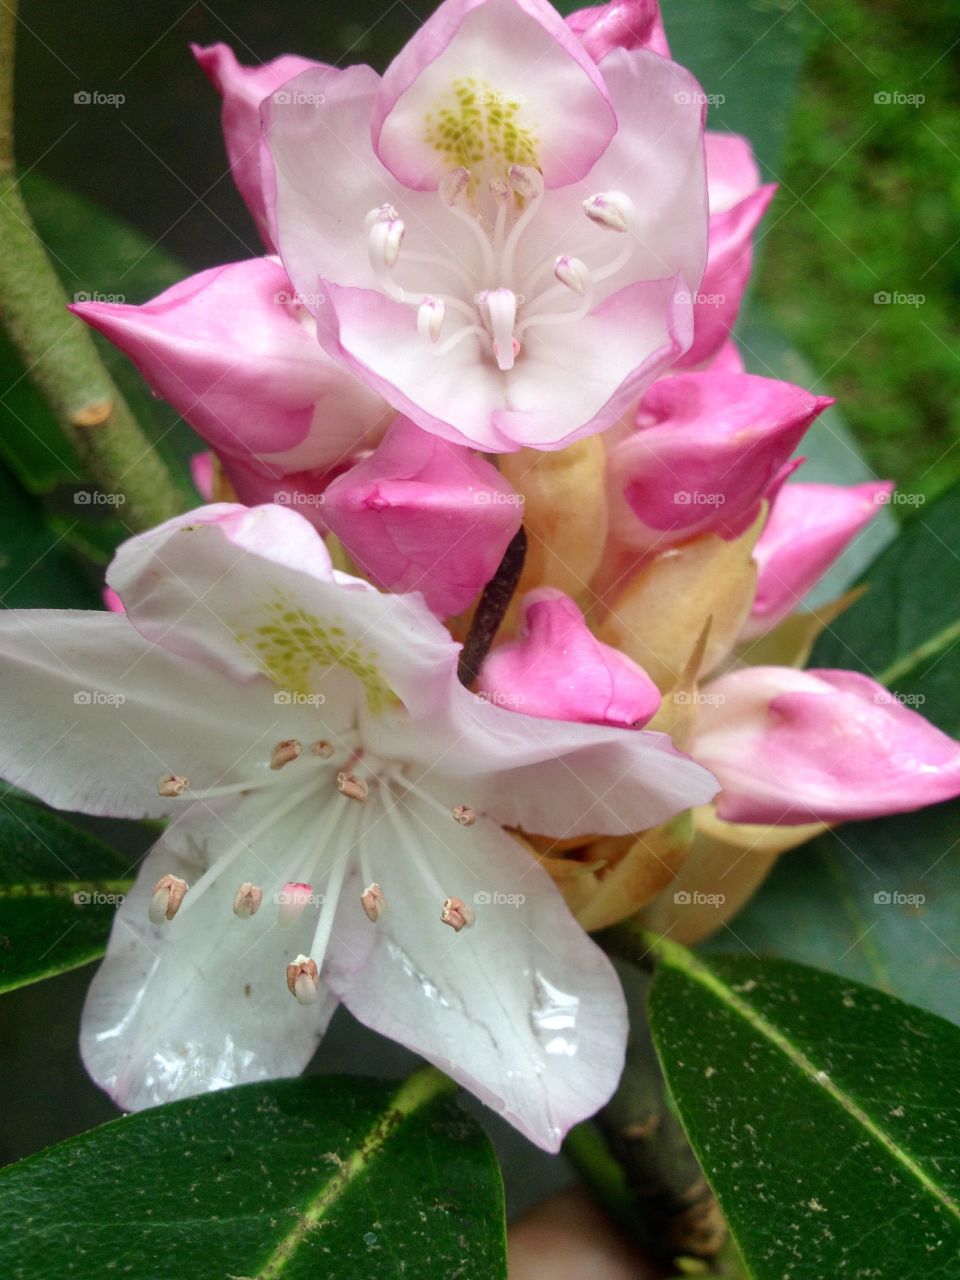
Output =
[{"x1": 326, "y1": 791, "x2": 627, "y2": 1151}]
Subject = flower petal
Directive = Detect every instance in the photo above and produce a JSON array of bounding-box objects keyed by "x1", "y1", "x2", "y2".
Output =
[
  {"x1": 566, "y1": 0, "x2": 671, "y2": 62},
  {"x1": 695, "y1": 666, "x2": 960, "y2": 824},
  {"x1": 326, "y1": 791, "x2": 627, "y2": 1151},
  {"x1": 372, "y1": 0, "x2": 616, "y2": 189}
]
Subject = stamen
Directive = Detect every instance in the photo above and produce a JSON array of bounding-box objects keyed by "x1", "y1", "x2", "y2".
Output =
[
  {"x1": 286, "y1": 954, "x2": 320, "y2": 1005},
  {"x1": 337, "y1": 772, "x2": 369, "y2": 803},
  {"x1": 554, "y1": 256, "x2": 591, "y2": 297},
  {"x1": 360, "y1": 881, "x2": 386, "y2": 923},
  {"x1": 583, "y1": 191, "x2": 636, "y2": 234},
  {"x1": 418, "y1": 297, "x2": 445, "y2": 344},
  {"x1": 441, "y1": 896, "x2": 475, "y2": 932},
  {"x1": 309, "y1": 740, "x2": 335, "y2": 758},
  {"x1": 476, "y1": 288, "x2": 518, "y2": 371},
  {"x1": 501, "y1": 167, "x2": 545, "y2": 284},
  {"x1": 233, "y1": 881, "x2": 263, "y2": 918},
  {"x1": 508, "y1": 164, "x2": 543, "y2": 201},
  {"x1": 278, "y1": 881, "x2": 314, "y2": 927},
  {"x1": 270, "y1": 739, "x2": 302, "y2": 770},
  {"x1": 149, "y1": 874, "x2": 188, "y2": 924},
  {"x1": 367, "y1": 206, "x2": 405, "y2": 270},
  {"x1": 158, "y1": 773, "x2": 188, "y2": 797},
  {"x1": 439, "y1": 167, "x2": 470, "y2": 208},
  {"x1": 452, "y1": 804, "x2": 477, "y2": 827}
]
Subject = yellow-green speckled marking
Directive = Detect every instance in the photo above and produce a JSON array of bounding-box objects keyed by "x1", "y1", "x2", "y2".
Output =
[
  {"x1": 425, "y1": 77, "x2": 538, "y2": 174},
  {"x1": 241, "y1": 600, "x2": 393, "y2": 713}
]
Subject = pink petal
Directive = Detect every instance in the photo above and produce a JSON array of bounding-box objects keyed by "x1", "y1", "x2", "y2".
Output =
[
  {"x1": 323, "y1": 417, "x2": 523, "y2": 615},
  {"x1": 705, "y1": 130, "x2": 762, "y2": 214},
  {"x1": 371, "y1": 0, "x2": 617, "y2": 190},
  {"x1": 192, "y1": 43, "x2": 319, "y2": 247},
  {"x1": 70, "y1": 257, "x2": 386, "y2": 470},
  {"x1": 744, "y1": 480, "x2": 894, "y2": 639},
  {"x1": 566, "y1": 0, "x2": 671, "y2": 61},
  {"x1": 607, "y1": 371, "x2": 832, "y2": 552},
  {"x1": 694, "y1": 666, "x2": 960, "y2": 824},
  {"x1": 477, "y1": 589, "x2": 661, "y2": 726}
]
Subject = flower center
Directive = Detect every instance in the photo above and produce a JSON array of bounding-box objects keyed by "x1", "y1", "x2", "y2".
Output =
[
  {"x1": 365, "y1": 167, "x2": 640, "y2": 372},
  {"x1": 153, "y1": 733, "x2": 479, "y2": 1003}
]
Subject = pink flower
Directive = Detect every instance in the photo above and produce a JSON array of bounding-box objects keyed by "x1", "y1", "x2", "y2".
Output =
[
  {"x1": 676, "y1": 132, "x2": 776, "y2": 369},
  {"x1": 0, "y1": 504, "x2": 716, "y2": 1149},
  {"x1": 262, "y1": 0, "x2": 709, "y2": 451},
  {"x1": 322, "y1": 416, "x2": 524, "y2": 615},
  {"x1": 477, "y1": 589, "x2": 661, "y2": 727},
  {"x1": 743, "y1": 479, "x2": 894, "y2": 639},
  {"x1": 564, "y1": 0, "x2": 671, "y2": 61},
  {"x1": 606, "y1": 371, "x2": 831, "y2": 552},
  {"x1": 70, "y1": 257, "x2": 388, "y2": 518},
  {"x1": 192, "y1": 43, "x2": 320, "y2": 248},
  {"x1": 693, "y1": 666, "x2": 960, "y2": 825}
]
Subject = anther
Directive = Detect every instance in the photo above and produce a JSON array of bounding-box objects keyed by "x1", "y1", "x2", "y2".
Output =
[
  {"x1": 368, "y1": 208, "x2": 405, "y2": 269},
  {"x1": 270, "y1": 739, "x2": 302, "y2": 770},
  {"x1": 309, "y1": 740, "x2": 335, "y2": 758},
  {"x1": 418, "y1": 297, "x2": 445, "y2": 344},
  {"x1": 364, "y1": 202, "x2": 399, "y2": 230},
  {"x1": 583, "y1": 192, "x2": 635, "y2": 233},
  {"x1": 149, "y1": 874, "x2": 189, "y2": 924},
  {"x1": 440, "y1": 896, "x2": 475, "y2": 932},
  {"x1": 489, "y1": 177, "x2": 510, "y2": 205},
  {"x1": 278, "y1": 881, "x2": 314, "y2": 927},
  {"x1": 439, "y1": 166, "x2": 470, "y2": 207},
  {"x1": 337, "y1": 772, "x2": 369, "y2": 802},
  {"x1": 452, "y1": 805, "x2": 477, "y2": 827},
  {"x1": 476, "y1": 288, "x2": 519, "y2": 372},
  {"x1": 508, "y1": 164, "x2": 543, "y2": 200},
  {"x1": 554, "y1": 256, "x2": 591, "y2": 296},
  {"x1": 158, "y1": 773, "x2": 189, "y2": 797},
  {"x1": 360, "y1": 882, "x2": 387, "y2": 923},
  {"x1": 233, "y1": 881, "x2": 263, "y2": 919},
  {"x1": 286, "y1": 954, "x2": 320, "y2": 1004}
]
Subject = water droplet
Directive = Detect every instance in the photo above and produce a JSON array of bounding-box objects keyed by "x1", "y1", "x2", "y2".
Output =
[
  {"x1": 530, "y1": 973, "x2": 579, "y2": 1057},
  {"x1": 364, "y1": 1231, "x2": 378, "y2": 1248},
  {"x1": 386, "y1": 941, "x2": 451, "y2": 1007}
]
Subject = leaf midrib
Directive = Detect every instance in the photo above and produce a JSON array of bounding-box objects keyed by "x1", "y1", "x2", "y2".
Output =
[
  {"x1": 656, "y1": 940, "x2": 960, "y2": 1222},
  {"x1": 877, "y1": 616, "x2": 960, "y2": 687}
]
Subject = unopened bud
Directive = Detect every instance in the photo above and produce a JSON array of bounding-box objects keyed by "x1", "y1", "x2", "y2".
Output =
[
  {"x1": 337, "y1": 772, "x2": 369, "y2": 802},
  {"x1": 270, "y1": 739, "x2": 302, "y2": 770},
  {"x1": 149, "y1": 874, "x2": 188, "y2": 924},
  {"x1": 158, "y1": 773, "x2": 189, "y2": 797},
  {"x1": 452, "y1": 805, "x2": 477, "y2": 827},
  {"x1": 233, "y1": 882, "x2": 263, "y2": 918},
  {"x1": 286, "y1": 954, "x2": 320, "y2": 1004},
  {"x1": 360, "y1": 882, "x2": 387, "y2": 923},
  {"x1": 441, "y1": 896, "x2": 475, "y2": 932}
]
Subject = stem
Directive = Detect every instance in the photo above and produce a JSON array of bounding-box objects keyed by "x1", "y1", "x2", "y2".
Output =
[
  {"x1": 457, "y1": 525, "x2": 527, "y2": 686},
  {"x1": 0, "y1": 1, "x2": 185, "y2": 531}
]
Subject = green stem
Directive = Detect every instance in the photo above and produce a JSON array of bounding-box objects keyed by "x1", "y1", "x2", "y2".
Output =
[{"x1": 0, "y1": 1, "x2": 185, "y2": 531}]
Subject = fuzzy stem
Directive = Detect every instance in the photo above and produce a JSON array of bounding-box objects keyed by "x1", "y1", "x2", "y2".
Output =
[
  {"x1": 0, "y1": 1, "x2": 185, "y2": 531},
  {"x1": 457, "y1": 525, "x2": 527, "y2": 686}
]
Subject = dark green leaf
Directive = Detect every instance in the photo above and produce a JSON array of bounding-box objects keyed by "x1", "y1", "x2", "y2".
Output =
[
  {"x1": 706, "y1": 799, "x2": 960, "y2": 1025},
  {"x1": 649, "y1": 945, "x2": 960, "y2": 1278},
  {"x1": 811, "y1": 482, "x2": 960, "y2": 735},
  {"x1": 0, "y1": 795, "x2": 133, "y2": 994},
  {"x1": 0, "y1": 1070, "x2": 508, "y2": 1280},
  {"x1": 0, "y1": 461, "x2": 101, "y2": 608}
]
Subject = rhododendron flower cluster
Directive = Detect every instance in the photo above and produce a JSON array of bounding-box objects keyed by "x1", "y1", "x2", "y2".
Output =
[{"x1": 6, "y1": 0, "x2": 960, "y2": 1156}]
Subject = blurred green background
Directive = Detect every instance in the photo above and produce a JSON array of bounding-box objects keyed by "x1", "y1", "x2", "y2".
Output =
[{"x1": 1, "y1": 0, "x2": 958, "y2": 1181}]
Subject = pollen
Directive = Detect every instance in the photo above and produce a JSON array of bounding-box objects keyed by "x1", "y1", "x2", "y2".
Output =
[
  {"x1": 424, "y1": 78, "x2": 538, "y2": 177},
  {"x1": 240, "y1": 600, "x2": 394, "y2": 713}
]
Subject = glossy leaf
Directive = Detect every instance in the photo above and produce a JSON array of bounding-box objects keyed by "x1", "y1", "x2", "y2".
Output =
[
  {"x1": 0, "y1": 795, "x2": 133, "y2": 994},
  {"x1": 649, "y1": 944, "x2": 960, "y2": 1278},
  {"x1": 811, "y1": 482, "x2": 960, "y2": 736},
  {"x1": 0, "y1": 1070, "x2": 508, "y2": 1280}
]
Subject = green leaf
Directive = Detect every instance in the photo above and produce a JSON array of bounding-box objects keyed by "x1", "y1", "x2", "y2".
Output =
[
  {"x1": 0, "y1": 795, "x2": 133, "y2": 994},
  {"x1": 706, "y1": 799, "x2": 960, "y2": 1025},
  {"x1": 811, "y1": 482, "x2": 960, "y2": 736},
  {"x1": 648, "y1": 944, "x2": 960, "y2": 1278},
  {"x1": 0, "y1": 1070, "x2": 508, "y2": 1280},
  {"x1": 0, "y1": 461, "x2": 101, "y2": 608}
]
